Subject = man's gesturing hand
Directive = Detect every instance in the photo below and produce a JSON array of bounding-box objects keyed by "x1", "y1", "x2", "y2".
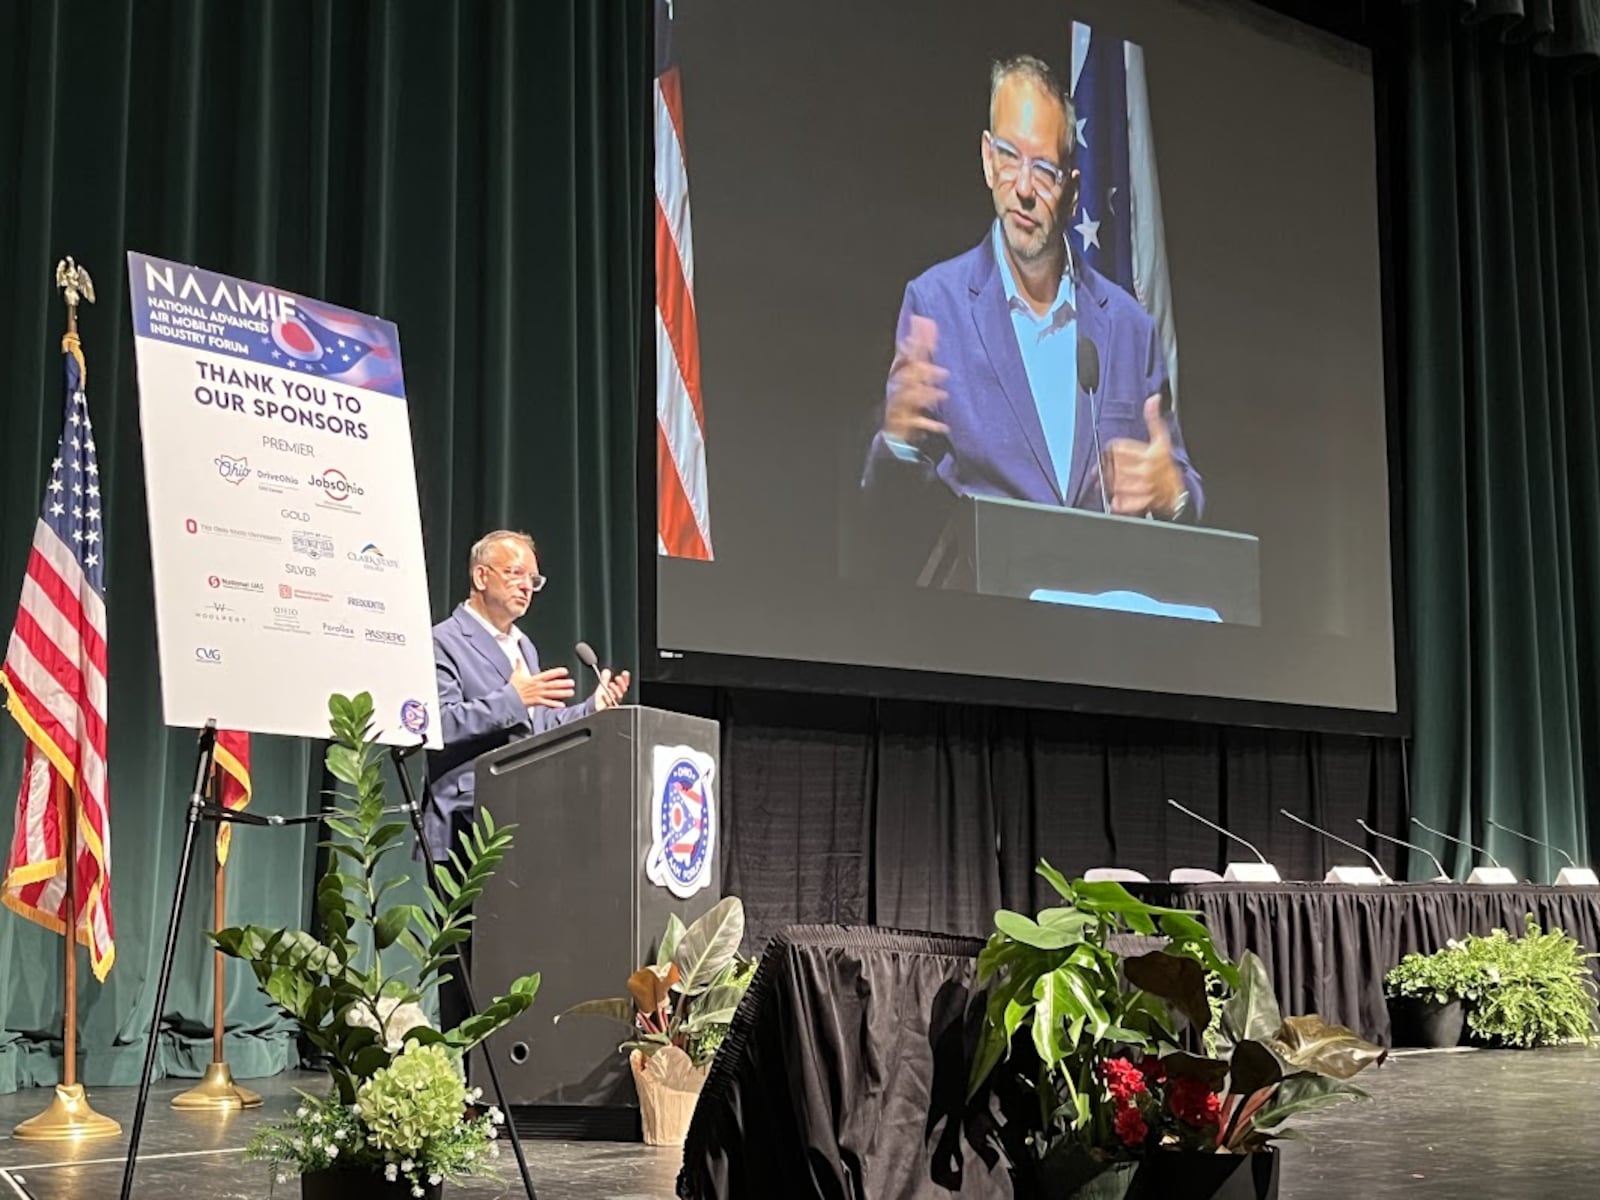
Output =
[
  {"x1": 1103, "y1": 395, "x2": 1183, "y2": 518},
  {"x1": 882, "y1": 314, "x2": 949, "y2": 446},
  {"x1": 511, "y1": 663, "x2": 576, "y2": 709}
]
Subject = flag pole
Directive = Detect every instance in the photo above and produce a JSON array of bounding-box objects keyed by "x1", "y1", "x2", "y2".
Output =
[
  {"x1": 171, "y1": 764, "x2": 260, "y2": 1110},
  {"x1": 12, "y1": 262, "x2": 120, "y2": 1141}
]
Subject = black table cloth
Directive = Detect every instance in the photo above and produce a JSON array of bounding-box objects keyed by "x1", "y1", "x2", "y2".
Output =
[
  {"x1": 1130, "y1": 882, "x2": 1600, "y2": 1043},
  {"x1": 677, "y1": 925, "x2": 1020, "y2": 1200}
]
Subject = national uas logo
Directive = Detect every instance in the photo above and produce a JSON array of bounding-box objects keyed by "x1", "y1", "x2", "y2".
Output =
[
  {"x1": 400, "y1": 699, "x2": 430, "y2": 737},
  {"x1": 645, "y1": 746, "x2": 716, "y2": 899}
]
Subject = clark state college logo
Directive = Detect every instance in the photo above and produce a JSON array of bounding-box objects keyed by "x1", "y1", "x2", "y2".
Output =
[{"x1": 646, "y1": 746, "x2": 716, "y2": 899}]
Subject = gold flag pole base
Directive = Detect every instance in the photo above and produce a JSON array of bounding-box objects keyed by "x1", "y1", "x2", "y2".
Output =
[
  {"x1": 12, "y1": 1082, "x2": 123, "y2": 1140},
  {"x1": 170, "y1": 1060, "x2": 262, "y2": 1111}
]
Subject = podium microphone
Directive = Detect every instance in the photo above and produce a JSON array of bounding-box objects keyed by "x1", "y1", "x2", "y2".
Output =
[
  {"x1": 1280, "y1": 809, "x2": 1389, "y2": 882},
  {"x1": 1355, "y1": 818, "x2": 1449, "y2": 881},
  {"x1": 1484, "y1": 819, "x2": 1598, "y2": 885},
  {"x1": 1079, "y1": 338, "x2": 1109, "y2": 513},
  {"x1": 575, "y1": 640, "x2": 602, "y2": 679},
  {"x1": 1166, "y1": 799, "x2": 1279, "y2": 881}
]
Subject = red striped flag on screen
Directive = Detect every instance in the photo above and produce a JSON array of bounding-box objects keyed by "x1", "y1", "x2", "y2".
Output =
[
  {"x1": 655, "y1": 0, "x2": 713, "y2": 560},
  {"x1": 1, "y1": 331, "x2": 115, "y2": 980}
]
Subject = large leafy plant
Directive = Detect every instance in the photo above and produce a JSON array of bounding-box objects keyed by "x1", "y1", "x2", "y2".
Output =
[
  {"x1": 214, "y1": 693, "x2": 540, "y2": 1191},
  {"x1": 561, "y1": 895, "x2": 755, "y2": 1068},
  {"x1": 1457, "y1": 916, "x2": 1597, "y2": 1048},
  {"x1": 967, "y1": 862, "x2": 1238, "y2": 1184},
  {"x1": 1155, "y1": 950, "x2": 1387, "y2": 1153}
]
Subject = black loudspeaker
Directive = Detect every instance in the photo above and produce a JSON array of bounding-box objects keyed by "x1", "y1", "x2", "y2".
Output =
[{"x1": 469, "y1": 706, "x2": 721, "y2": 1139}]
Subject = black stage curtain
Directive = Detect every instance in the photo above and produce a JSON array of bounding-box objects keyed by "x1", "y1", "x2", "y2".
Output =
[
  {"x1": 650, "y1": 686, "x2": 1406, "y2": 949},
  {"x1": 0, "y1": 0, "x2": 645, "y2": 1092}
]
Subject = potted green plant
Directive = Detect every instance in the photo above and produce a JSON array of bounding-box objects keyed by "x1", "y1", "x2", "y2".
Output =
[
  {"x1": 1135, "y1": 949, "x2": 1388, "y2": 1199},
  {"x1": 966, "y1": 861, "x2": 1240, "y2": 1199},
  {"x1": 1383, "y1": 939, "x2": 1481, "y2": 1047},
  {"x1": 968, "y1": 864, "x2": 1388, "y2": 1200},
  {"x1": 561, "y1": 895, "x2": 756, "y2": 1146},
  {"x1": 1456, "y1": 916, "x2": 1598, "y2": 1048},
  {"x1": 213, "y1": 693, "x2": 540, "y2": 1199}
]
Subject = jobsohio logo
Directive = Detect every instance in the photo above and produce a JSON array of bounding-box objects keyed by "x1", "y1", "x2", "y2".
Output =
[
  {"x1": 348, "y1": 542, "x2": 399, "y2": 571},
  {"x1": 311, "y1": 467, "x2": 364, "y2": 502}
]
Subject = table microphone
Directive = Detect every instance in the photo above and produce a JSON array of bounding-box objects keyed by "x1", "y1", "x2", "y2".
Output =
[
  {"x1": 1355, "y1": 818, "x2": 1450, "y2": 881},
  {"x1": 1279, "y1": 809, "x2": 1390, "y2": 882},
  {"x1": 1166, "y1": 799, "x2": 1279, "y2": 880},
  {"x1": 1484, "y1": 818, "x2": 1579, "y2": 869},
  {"x1": 1079, "y1": 337, "x2": 1110, "y2": 513},
  {"x1": 1410, "y1": 818, "x2": 1503, "y2": 868}
]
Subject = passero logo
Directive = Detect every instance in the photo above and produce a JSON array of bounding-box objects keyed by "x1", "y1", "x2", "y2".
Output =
[
  {"x1": 363, "y1": 628, "x2": 407, "y2": 646},
  {"x1": 311, "y1": 468, "x2": 364, "y2": 502},
  {"x1": 194, "y1": 646, "x2": 223, "y2": 664},
  {"x1": 347, "y1": 596, "x2": 386, "y2": 613}
]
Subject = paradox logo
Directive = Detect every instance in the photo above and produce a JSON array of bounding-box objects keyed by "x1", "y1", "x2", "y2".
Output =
[{"x1": 321, "y1": 622, "x2": 355, "y2": 639}]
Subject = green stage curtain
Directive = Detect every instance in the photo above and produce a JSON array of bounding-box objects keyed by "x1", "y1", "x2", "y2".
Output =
[
  {"x1": 0, "y1": 0, "x2": 643, "y2": 1093},
  {"x1": 1406, "y1": 0, "x2": 1600, "y2": 876}
]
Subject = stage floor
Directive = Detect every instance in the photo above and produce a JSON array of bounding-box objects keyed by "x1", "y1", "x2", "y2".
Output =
[{"x1": 1, "y1": 1047, "x2": 1596, "y2": 1198}]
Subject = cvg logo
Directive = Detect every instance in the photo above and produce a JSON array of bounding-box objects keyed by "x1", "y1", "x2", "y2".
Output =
[
  {"x1": 194, "y1": 647, "x2": 223, "y2": 664},
  {"x1": 285, "y1": 564, "x2": 317, "y2": 577},
  {"x1": 311, "y1": 468, "x2": 364, "y2": 502},
  {"x1": 280, "y1": 509, "x2": 310, "y2": 522}
]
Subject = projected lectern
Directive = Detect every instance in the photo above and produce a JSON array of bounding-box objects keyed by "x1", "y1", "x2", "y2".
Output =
[
  {"x1": 920, "y1": 494, "x2": 1262, "y2": 625},
  {"x1": 468, "y1": 706, "x2": 721, "y2": 1139}
]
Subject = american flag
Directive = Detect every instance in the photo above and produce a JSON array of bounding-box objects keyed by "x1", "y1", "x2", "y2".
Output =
[
  {"x1": 655, "y1": 0, "x2": 713, "y2": 560},
  {"x1": 1, "y1": 332, "x2": 114, "y2": 980},
  {"x1": 1071, "y1": 23, "x2": 1180, "y2": 404},
  {"x1": 213, "y1": 729, "x2": 252, "y2": 866}
]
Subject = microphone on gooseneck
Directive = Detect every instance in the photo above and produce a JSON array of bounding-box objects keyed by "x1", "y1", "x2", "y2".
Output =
[
  {"x1": 1078, "y1": 337, "x2": 1109, "y2": 512},
  {"x1": 1166, "y1": 799, "x2": 1269, "y2": 864},
  {"x1": 575, "y1": 641, "x2": 602, "y2": 679},
  {"x1": 1355, "y1": 818, "x2": 1450, "y2": 882},
  {"x1": 1280, "y1": 808, "x2": 1391, "y2": 881},
  {"x1": 1486, "y1": 818, "x2": 1580, "y2": 869},
  {"x1": 1411, "y1": 818, "x2": 1504, "y2": 869}
]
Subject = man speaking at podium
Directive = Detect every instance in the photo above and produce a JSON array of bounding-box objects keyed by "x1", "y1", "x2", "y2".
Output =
[
  {"x1": 426, "y1": 530, "x2": 629, "y2": 1032},
  {"x1": 862, "y1": 55, "x2": 1203, "y2": 521}
]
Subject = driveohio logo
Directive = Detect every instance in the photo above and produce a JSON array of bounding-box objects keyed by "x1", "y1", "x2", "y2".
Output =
[
  {"x1": 311, "y1": 467, "x2": 364, "y2": 501},
  {"x1": 363, "y1": 628, "x2": 407, "y2": 646}
]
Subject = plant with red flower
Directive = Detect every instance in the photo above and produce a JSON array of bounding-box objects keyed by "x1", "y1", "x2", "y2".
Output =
[
  {"x1": 1100, "y1": 1057, "x2": 1148, "y2": 1105},
  {"x1": 1168, "y1": 1075, "x2": 1222, "y2": 1128},
  {"x1": 1113, "y1": 1104, "x2": 1149, "y2": 1148}
]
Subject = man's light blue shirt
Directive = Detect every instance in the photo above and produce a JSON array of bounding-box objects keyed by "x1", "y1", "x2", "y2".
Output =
[{"x1": 991, "y1": 220, "x2": 1077, "y2": 499}]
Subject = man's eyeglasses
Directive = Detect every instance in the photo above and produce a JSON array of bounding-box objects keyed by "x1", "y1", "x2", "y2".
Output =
[
  {"x1": 489, "y1": 564, "x2": 547, "y2": 593},
  {"x1": 986, "y1": 133, "x2": 1067, "y2": 197}
]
